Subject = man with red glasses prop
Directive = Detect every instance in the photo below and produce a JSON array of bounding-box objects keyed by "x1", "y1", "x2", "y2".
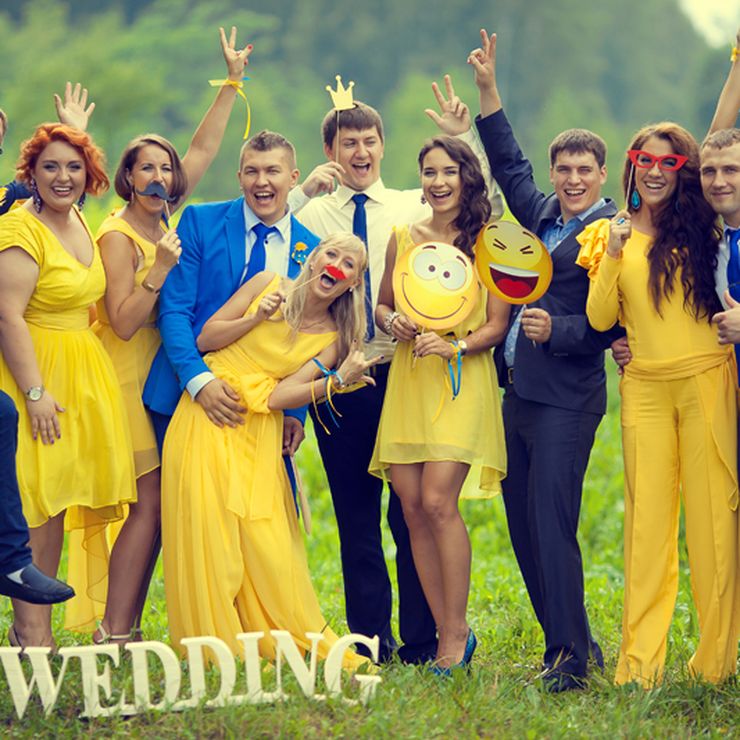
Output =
[{"x1": 469, "y1": 29, "x2": 624, "y2": 693}]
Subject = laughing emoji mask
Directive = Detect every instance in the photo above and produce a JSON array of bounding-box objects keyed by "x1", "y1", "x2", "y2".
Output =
[
  {"x1": 475, "y1": 221, "x2": 553, "y2": 304},
  {"x1": 393, "y1": 241, "x2": 479, "y2": 331}
]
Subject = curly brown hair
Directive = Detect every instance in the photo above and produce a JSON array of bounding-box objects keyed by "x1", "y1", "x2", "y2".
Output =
[
  {"x1": 417, "y1": 136, "x2": 491, "y2": 258},
  {"x1": 16, "y1": 123, "x2": 109, "y2": 196},
  {"x1": 622, "y1": 122, "x2": 721, "y2": 321}
]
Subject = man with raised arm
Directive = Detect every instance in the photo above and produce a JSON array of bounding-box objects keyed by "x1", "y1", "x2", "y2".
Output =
[
  {"x1": 291, "y1": 80, "x2": 503, "y2": 664},
  {"x1": 468, "y1": 29, "x2": 622, "y2": 691}
]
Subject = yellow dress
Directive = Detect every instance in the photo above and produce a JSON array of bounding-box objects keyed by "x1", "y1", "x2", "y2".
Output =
[
  {"x1": 93, "y1": 212, "x2": 161, "y2": 477},
  {"x1": 0, "y1": 207, "x2": 136, "y2": 630},
  {"x1": 369, "y1": 225, "x2": 506, "y2": 495},
  {"x1": 578, "y1": 223, "x2": 740, "y2": 686},
  {"x1": 161, "y1": 275, "x2": 366, "y2": 669}
]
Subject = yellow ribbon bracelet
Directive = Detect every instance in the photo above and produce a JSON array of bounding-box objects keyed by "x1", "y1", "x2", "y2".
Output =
[
  {"x1": 732, "y1": 46, "x2": 739, "y2": 63},
  {"x1": 209, "y1": 78, "x2": 251, "y2": 139}
]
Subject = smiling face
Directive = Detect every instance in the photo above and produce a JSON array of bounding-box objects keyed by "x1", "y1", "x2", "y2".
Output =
[
  {"x1": 238, "y1": 146, "x2": 299, "y2": 225},
  {"x1": 325, "y1": 126, "x2": 384, "y2": 192},
  {"x1": 33, "y1": 140, "x2": 86, "y2": 213},
  {"x1": 633, "y1": 135, "x2": 680, "y2": 210},
  {"x1": 549, "y1": 150, "x2": 606, "y2": 223},
  {"x1": 475, "y1": 221, "x2": 553, "y2": 305},
  {"x1": 392, "y1": 241, "x2": 478, "y2": 330},
  {"x1": 420, "y1": 146, "x2": 462, "y2": 215},
  {"x1": 701, "y1": 142, "x2": 740, "y2": 228},
  {"x1": 129, "y1": 143, "x2": 173, "y2": 214}
]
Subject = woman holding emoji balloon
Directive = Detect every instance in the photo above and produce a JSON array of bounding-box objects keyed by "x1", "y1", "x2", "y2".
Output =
[{"x1": 371, "y1": 135, "x2": 508, "y2": 674}]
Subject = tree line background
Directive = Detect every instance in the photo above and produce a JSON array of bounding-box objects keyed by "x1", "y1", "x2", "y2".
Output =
[{"x1": 0, "y1": 0, "x2": 732, "y2": 215}]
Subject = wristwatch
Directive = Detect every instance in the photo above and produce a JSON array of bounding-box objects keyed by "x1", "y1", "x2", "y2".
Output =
[
  {"x1": 458, "y1": 339, "x2": 468, "y2": 357},
  {"x1": 25, "y1": 385, "x2": 44, "y2": 402}
]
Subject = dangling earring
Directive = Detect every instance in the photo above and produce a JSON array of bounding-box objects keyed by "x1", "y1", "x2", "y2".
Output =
[
  {"x1": 349, "y1": 286, "x2": 354, "y2": 293},
  {"x1": 129, "y1": 179, "x2": 135, "y2": 204},
  {"x1": 630, "y1": 188, "x2": 641, "y2": 210},
  {"x1": 420, "y1": 194, "x2": 427, "y2": 205},
  {"x1": 30, "y1": 179, "x2": 43, "y2": 213},
  {"x1": 77, "y1": 192, "x2": 86, "y2": 211}
]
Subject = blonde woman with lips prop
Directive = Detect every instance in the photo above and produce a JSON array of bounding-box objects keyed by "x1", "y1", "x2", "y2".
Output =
[{"x1": 77, "y1": 26, "x2": 253, "y2": 645}]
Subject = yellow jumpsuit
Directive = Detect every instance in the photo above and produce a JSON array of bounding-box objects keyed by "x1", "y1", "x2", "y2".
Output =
[{"x1": 578, "y1": 224, "x2": 740, "y2": 687}]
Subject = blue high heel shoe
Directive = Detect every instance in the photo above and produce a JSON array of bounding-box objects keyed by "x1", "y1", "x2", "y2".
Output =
[{"x1": 428, "y1": 629, "x2": 477, "y2": 677}]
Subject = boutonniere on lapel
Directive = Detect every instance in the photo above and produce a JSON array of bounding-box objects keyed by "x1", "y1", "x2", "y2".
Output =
[{"x1": 291, "y1": 241, "x2": 310, "y2": 265}]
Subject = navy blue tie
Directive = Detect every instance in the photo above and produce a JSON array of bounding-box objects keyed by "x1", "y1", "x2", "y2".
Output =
[
  {"x1": 243, "y1": 223, "x2": 277, "y2": 285},
  {"x1": 726, "y1": 228, "x2": 740, "y2": 377},
  {"x1": 352, "y1": 193, "x2": 374, "y2": 340}
]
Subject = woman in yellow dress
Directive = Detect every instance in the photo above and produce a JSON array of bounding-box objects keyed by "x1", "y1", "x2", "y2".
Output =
[
  {"x1": 0, "y1": 123, "x2": 136, "y2": 648},
  {"x1": 162, "y1": 233, "x2": 377, "y2": 668},
  {"x1": 577, "y1": 123, "x2": 740, "y2": 686},
  {"x1": 85, "y1": 26, "x2": 252, "y2": 644},
  {"x1": 371, "y1": 136, "x2": 509, "y2": 672}
]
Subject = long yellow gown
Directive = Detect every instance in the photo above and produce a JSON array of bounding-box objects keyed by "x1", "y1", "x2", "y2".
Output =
[
  {"x1": 0, "y1": 207, "x2": 137, "y2": 631},
  {"x1": 93, "y1": 212, "x2": 161, "y2": 478},
  {"x1": 369, "y1": 225, "x2": 506, "y2": 496},
  {"x1": 578, "y1": 222, "x2": 740, "y2": 686},
  {"x1": 161, "y1": 275, "x2": 366, "y2": 669}
]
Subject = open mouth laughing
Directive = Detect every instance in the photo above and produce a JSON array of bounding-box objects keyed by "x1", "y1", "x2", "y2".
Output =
[{"x1": 488, "y1": 263, "x2": 538, "y2": 300}]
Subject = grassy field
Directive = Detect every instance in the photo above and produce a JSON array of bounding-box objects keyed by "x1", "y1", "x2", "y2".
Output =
[{"x1": 1, "y1": 367, "x2": 738, "y2": 738}]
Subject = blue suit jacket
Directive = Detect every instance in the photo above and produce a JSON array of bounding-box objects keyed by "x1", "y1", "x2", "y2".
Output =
[
  {"x1": 476, "y1": 110, "x2": 623, "y2": 415},
  {"x1": 142, "y1": 197, "x2": 320, "y2": 417}
]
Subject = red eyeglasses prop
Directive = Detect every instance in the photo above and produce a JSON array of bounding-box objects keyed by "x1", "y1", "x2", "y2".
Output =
[
  {"x1": 627, "y1": 149, "x2": 688, "y2": 172},
  {"x1": 325, "y1": 265, "x2": 347, "y2": 281}
]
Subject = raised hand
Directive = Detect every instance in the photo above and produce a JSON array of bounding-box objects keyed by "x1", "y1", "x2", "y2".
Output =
[
  {"x1": 219, "y1": 25, "x2": 253, "y2": 82},
  {"x1": 467, "y1": 29, "x2": 497, "y2": 93},
  {"x1": 153, "y1": 228, "x2": 182, "y2": 272},
  {"x1": 256, "y1": 290, "x2": 285, "y2": 321},
  {"x1": 424, "y1": 74, "x2": 471, "y2": 136},
  {"x1": 336, "y1": 340, "x2": 384, "y2": 387},
  {"x1": 301, "y1": 161, "x2": 345, "y2": 197},
  {"x1": 54, "y1": 82, "x2": 95, "y2": 131},
  {"x1": 608, "y1": 211, "x2": 632, "y2": 257}
]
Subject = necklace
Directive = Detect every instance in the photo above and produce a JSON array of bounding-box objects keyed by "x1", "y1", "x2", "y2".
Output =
[
  {"x1": 124, "y1": 208, "x2": 164, "y2": 244},
  {"x1": 300, "y1": 316, "x2": 330, "y2": 333}
]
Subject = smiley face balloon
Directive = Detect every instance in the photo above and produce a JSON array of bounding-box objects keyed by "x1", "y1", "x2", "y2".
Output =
[
  {"x1": 475, "y1": 221, "x2": 553, "y2": 304},
  {"x1": 393, "y1": 241, "x2": 479, "y2": 331}
]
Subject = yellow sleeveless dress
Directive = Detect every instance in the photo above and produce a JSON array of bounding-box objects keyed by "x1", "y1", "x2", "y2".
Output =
[
  {"x1": 161, "y1": 275, "x2": 366, "y2": 669},
  {"x1": 94, "y1": 212, "x2": 162, "y2": 477},
  {"x1": 369, "y1": 225, "x2": 506, "y2": 496},
  {"x1": 0, "y1": 207, "x2": 136, "y2": 630}
]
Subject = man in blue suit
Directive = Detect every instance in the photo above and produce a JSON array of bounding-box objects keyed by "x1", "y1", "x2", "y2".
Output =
[
  {"x1": 143, "y1": 130, "x2": 320, "y2": 450},
  {"x1": 470, "y1": 31, "x2": 623, "y2": 692}
]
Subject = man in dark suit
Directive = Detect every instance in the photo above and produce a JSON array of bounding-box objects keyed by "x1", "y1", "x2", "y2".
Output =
[
  {"x1": 143, "y1": 130, "x2": 320, "y2": 453},
  {"x1": 469, "y1": 30, "x2": 622, "y2": 691}
]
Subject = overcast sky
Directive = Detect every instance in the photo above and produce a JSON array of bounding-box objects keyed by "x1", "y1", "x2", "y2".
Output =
[{"x1": 680, "y1": 0, "x2": 740, "y2": 46}]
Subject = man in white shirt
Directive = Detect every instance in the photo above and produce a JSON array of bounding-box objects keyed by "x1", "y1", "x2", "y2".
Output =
[{"x1": 293, "y1": 94, "x2": 503, "y2": 663}]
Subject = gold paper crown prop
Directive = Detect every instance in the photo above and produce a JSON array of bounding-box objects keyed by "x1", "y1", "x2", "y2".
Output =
[{"x1": 326, "y1": 75, "x2": 355, "y2": 111}]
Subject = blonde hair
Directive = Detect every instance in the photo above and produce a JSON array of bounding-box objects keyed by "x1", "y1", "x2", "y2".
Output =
[{"x1": 282, "y1": 233, "x2": 368, "y2": 362}]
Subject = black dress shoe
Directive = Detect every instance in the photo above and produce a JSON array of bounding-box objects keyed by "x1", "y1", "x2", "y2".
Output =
[{"x1": 0, "y1": 564, "x2": 75, "y2": 604}]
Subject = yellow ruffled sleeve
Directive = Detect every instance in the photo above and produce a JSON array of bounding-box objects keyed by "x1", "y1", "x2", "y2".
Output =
[{"x1": 575, "y1": 218, "x2": 611, "y2": 279}]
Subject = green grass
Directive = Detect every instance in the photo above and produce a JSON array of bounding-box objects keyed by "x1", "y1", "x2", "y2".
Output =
[{"x1": 1, "y1": 366, "x2": 738, "y2": 737}]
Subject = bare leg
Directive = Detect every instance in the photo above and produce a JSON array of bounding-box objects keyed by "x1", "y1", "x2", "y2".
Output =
[
  {"x1": 11, "y1": 511, "x2": 66, "y2": 646},
  {"x1": 390, "y1": 463, "x2": 445, "y2": 630},
  {"x1": 420, "y1": 461, "x2": 471, "y2": 667},
  {"x1": 95, "y1": 468, "x2": 161, "y2": 642}
]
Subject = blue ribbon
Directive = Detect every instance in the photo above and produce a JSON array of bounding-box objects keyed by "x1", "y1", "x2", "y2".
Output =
[
  {"x1": 447, "y1": 341, "x2": 462, "y2": 400},
  {"x1": 312, "y1": 358, "x2": 341, "y2": 429}
]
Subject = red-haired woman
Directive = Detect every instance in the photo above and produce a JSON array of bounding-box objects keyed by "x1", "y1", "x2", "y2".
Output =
[{"x1": 0, "y1": 124, "x2": 136, "y2": 648}]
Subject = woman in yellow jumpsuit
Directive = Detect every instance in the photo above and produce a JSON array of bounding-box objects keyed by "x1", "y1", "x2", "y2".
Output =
[{"x1": 577, "y1": 122, "x2": 740, "y2": 687}]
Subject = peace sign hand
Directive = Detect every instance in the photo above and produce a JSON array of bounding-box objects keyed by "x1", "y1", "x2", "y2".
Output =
[
  {"x1": 219, "y1": 26, "x2": 253, "y2": 82},
  {"x1": 336, "y1": 340, "x2": 384, "y2": 388},
  {"x1": 424, "y1": 74, "x2": 471, "y2": 136}
]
